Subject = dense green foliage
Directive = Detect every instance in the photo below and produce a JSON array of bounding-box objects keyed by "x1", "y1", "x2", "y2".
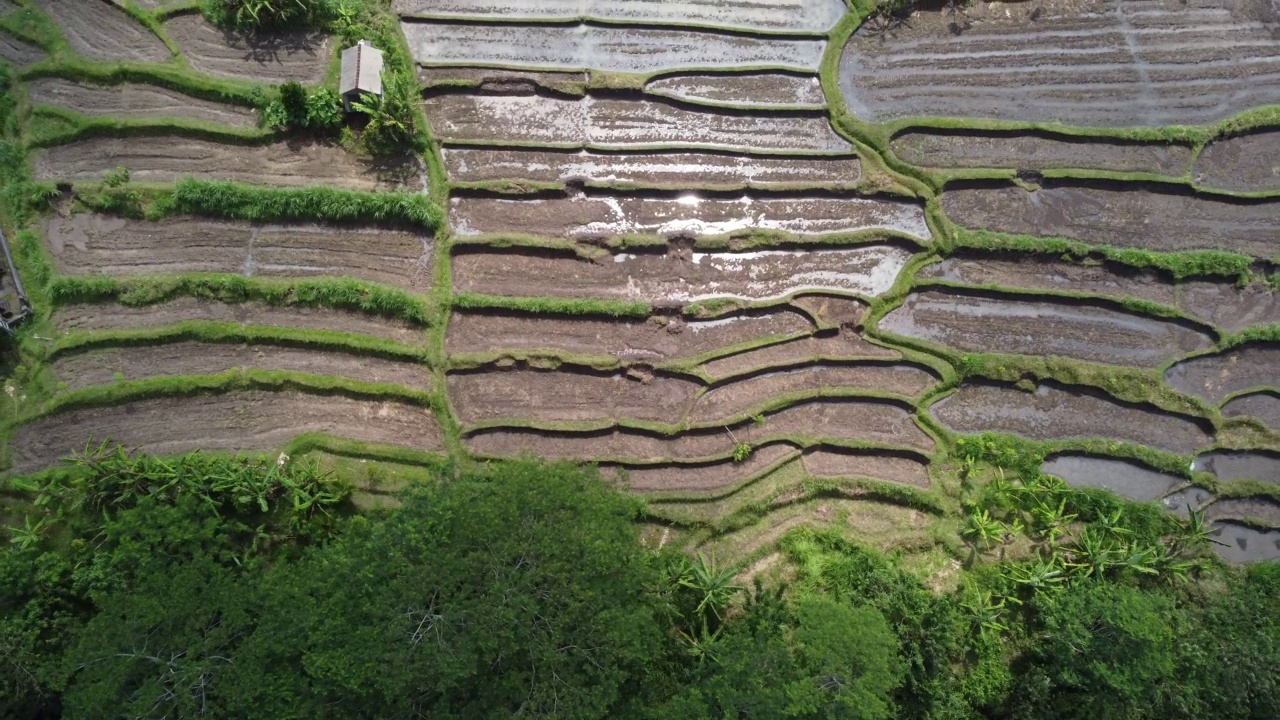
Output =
[
  {"x1": 262, "y1": 82, "x2": 343, "y2": 131},
  {"x1": 200, "y1": 0, "x2": 338, "y2": 30},
  {"x1": 2, "y1": 450, "x2": 1276, "y2": 720}
]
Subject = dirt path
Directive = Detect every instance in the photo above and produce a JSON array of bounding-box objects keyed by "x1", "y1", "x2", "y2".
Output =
[
  {"x1": 8, "y1": 390, "x2": 443, "y2": 475},
  {"x1": 44, "y1": 213, "x2": 433, "y2": 292},
  {"x1": 51, "y1": 298, "x2": 428, "y2": 347},
  {"x1": 445, "y1": 308, "x2": 815, "y2": 363},
  {"x1": 35, "y1": 0, "x2": 170, "y2": 63},
  {"x1": 165, "y1": 13, "x2": 332, "y2": 85},
  {"x1": 34, "y1": 136, "x2": 421, "y2": 191},
  {"x1": 932, "y1": 381, "x2": 1213, "y2": 455},
  {"x1": 452, "y1": 245, "x2": 916, "y2": 303},
  {"x1": 27, "y1": 78, "x2": 258, "y2": 128},
  {"x1": 51, "y1": 341, "x2": 431, "y2": 392}
]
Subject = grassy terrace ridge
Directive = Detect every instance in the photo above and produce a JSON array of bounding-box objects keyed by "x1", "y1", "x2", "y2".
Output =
[{"x1": 25, "y1": 106, "x2": 271, "y2": 146}]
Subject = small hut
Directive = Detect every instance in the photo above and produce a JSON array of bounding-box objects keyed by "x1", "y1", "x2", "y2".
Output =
[{"x1": 340, "y1": 40, "x2": 384, "y2": 112}]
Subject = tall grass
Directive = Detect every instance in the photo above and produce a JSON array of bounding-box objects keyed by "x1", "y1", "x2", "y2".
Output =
[{"x1": 159, "y1": 179, "x2": 443, "y2": 229}]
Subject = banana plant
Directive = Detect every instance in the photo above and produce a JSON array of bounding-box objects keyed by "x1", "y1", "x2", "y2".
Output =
[
  {"x1": 1172, "y1": 509, "x2": 1227, "y2": 554},
  {"x1": 678, "y1": 553, "x2": 742, "y2": 640},
  {"x1": 1004, "y1": 555, "x2": 1067, "y2": 595},
  {"x1": 963, "y1": 508, "x2": 1005, "y2": 552},
  {"x1": 1030, "y1": 496, "x2": 1078, "y2": 547},
  {"x1": 960, "y1": 589, "x2": 1011, "y2": 639},
  {"x1": 1066, "y1": 528, "x2": 1117, "y2": 579}
]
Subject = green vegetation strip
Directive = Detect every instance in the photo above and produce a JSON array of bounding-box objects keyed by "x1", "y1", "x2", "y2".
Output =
[{"x1": 452, "y1": 292, "x2": 650, "y2": 318}]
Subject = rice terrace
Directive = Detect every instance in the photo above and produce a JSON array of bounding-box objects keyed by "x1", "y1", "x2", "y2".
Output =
[{"x1": 0, "y1": 0, "x2": 1277, "y2": 718}]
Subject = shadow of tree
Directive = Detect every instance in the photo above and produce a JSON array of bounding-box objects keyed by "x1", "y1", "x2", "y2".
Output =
[{"x1": 220, "y1": 27, "x2": 328, "y2": 67}]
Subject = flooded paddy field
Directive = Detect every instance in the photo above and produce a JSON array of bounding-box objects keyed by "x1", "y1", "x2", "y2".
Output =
[
  {"x1": 394, "y1": 0, "x2": 847, "y2": 32},
  {"x1": 1040, "y1": 454, "x2": 1184, "y2": 502},
  {"x1": 1194, "y1": 131, "x2": 1280, "y2": 193},
  {"x1": 1193, "y1": 451, "x2": 1280, "y2": 484},
  {"x1": 452, "y1": 245, "x2": 917, "y2": 303},
  {"x1": 1163, "y1": 343, "x2": 1280, "y2": 404},
  {"x1": 443, "y1": 147, "x2": 861, "y2": 189},
  {"x1": 891, "y1": 131, "x2": 1193, "y2": 176}
]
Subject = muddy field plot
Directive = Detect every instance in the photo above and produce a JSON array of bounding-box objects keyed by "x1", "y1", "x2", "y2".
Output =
[
  {"x1": 606, "y1": 443, "x2": 801, "y2": 493},
  {"x1": 395, "y1": 0, "x2": 846, "y2": 32},
  {"x1": 448, "y1": 368, "x2": 701, "y2": 425},
  {"x1": 839, "y1": 0, "x2": 1280, "y2": 127},
  {"x1": 880, "y1": 290, "x2": 1213, "y2": 368},
  {"x1": 34, "y1": 136, "x2": 420, "y2": 191},
  {"x1": 1195, "y1": 131, "x2": 1280, "y2": 193},
  {"x1": 425, "y1": 93, "x2": 851, "y2": 153},
  {"x1": 50, "y1": 341, "x2": 430, "y2": 392},
  {"x1": 441, "y1": 148, "x2": 862, "y2": 189},
  {"x1": 1041, "y1": 454, "x2": 1185, "y2": 502},
  {"x1": 36, "y1": 0, "x2": 170, "y2": 63},
  {"x1": 942, "y1": 183, "x2": 1278, "y2": 259},
  {"x1": 27, "y1": 78, "x2": 258, "y2": 128},
  {"x1": 890, "y1": 131, "x2": 1192, "y2": 176},
  {"x1": 451, "y1": 193, "x2": 930, "y2": 242},
  {"x1": 453, "y1": 245, "x2": 916, "y2": 303},
  {"x1": 1210, "y1": 522, "x2": 1280, "y2": 563},
  {"x1": 403, "y1": 22, "x2": 828, "y2": 75},
  {"x1": 688, "y1": 362, "x2": 938, "y2": 425},
  {"x1": 8, "y1": 391, "x2": 444, "y2": 475},
  {"x1": 1163, "y1": 343, "x2": 1280, "y2": 404},
  {"x1": 920, "y1": 254, "x2": 1280, "y2": 333},
  {"x1": 51, "y1": 298, "x2": 428, "y2": 347},
  {"x1": 645, "y1": 73, "x2": 826, "y2": 109},
  {"x1": 446, "y1": 308, "x2": 815, "y2": 363},
  {"x1": 165, "y1": 13, "x2": 333, "y2": 85},
  {"x1": 699, "y1": 333, "x2": 902, "y2": 379},
  {"x1": 0, "y1": 30, "x2": 46, "y2": 66},
  {"x1": 1206, "y1": 498, "x2": 1280, "y2": 527},
  {"x1": 801, "y1": 448, "x2": 931, "y2": 489},
  {"x1": 44, "y1": 213, "x2": 433, "y2": 292},
  {"x1": 931, "y1": 382, "x2": 1214, "y2": 455}
]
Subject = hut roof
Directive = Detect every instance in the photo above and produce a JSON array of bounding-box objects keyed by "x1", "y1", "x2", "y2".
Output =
[{"x1": 340, "y1": 40, "x2": 383, "y2": 96}]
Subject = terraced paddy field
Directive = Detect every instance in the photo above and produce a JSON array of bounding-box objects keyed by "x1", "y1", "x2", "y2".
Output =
[{"x1": 1, "y1": 0, "x2": 1277, "y2": 571}]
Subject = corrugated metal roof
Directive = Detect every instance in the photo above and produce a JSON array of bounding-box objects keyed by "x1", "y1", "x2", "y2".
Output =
[{"x1": 340, "y1": 41, "x2": 384, "y2": 96}]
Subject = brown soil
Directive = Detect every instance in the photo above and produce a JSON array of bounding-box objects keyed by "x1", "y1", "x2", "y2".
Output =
[
  {"x1": 441, "y1": 147, "x2": 862, "y2": 189},
  {"x1": 451, "y1": 193, "x2": 929, "y2": 242},
  {"x1": 35, "y1": 0, "x2": 170, "y2": 63},
  {"x1": 419, "y1": 67, "x2": 587, "y2": 95},
  {"x1": 465, "y1": 398, "x2": 932, "y2": 460},
  {"x1": 645, "y1": 72, "x2": 826, "y2": 108},
  {"x1": 746, "y1": 398, "x2": 935, "y2": 452},
  {"x1": 50, "y1": 341, "x2": 431, "y2": 392},
  {"x1": 452, "y1": 245, "x2": 916, "y2": 304},
  {"x1": 44, "y1": 213, "x2": 433, "y2": 292},
  {"x1": 792, "y1": 294, "x2": 868, "y2": 329},
  {"x1": 802, "y1": 447, "x2": 931, "y2": 488},
  {"x1": 607, "y1": 443, "x2": 801, "y2": 492},
  {"x1": 424, "y1": 93, "x2": 851, "y2": 153},
  {"x1": 8, "y1": 390, "x2": 444, "y2": 475},
  {"x1": 839, "y1": 0, "x2": 1280, "y2": 127},
  {"x1": 51, "y1": 298, "x2": 427, "y2": 347},
  {"x1": 931, "y1": 381, "x2": 1213, "y2": 455},
  {"x1": 0, "y1": 30, "x2": 47, "y2": 66},
  {"x1": 165, "y1": 13, "x2": 333, "y2": 85},
  {"x1": 1206, "y1": 497, "x2": 1280, "y2": 527},
  {"x1": 446, "y1": 368, "x2": 701, "y2": 425},
  {"x1": 1195, "y1": 131, "x2": 1280, "y2": 193},
  {"x1": 880, "y1": 290, "x2": 1213, "y2": 368},
  {"x1": 1221, "y1": 392, "x2": 1280, "y2": 431},
  {"x1": 34, "y1": 136, "x2": 421, "y2": 191},
  {"x1": 689, "y1": 362, "x2": 938, "y2": 425},
  {"x1": 1163, "y1": 343, "x2": 1280, "y2": 403},
  {"x1": 27, "y1": 78, "x2": 258, "y2": 128},
  {"x1": 942, "y1": 183, "x2": 1278, "y2": 259},
  {"x1": 699, "y1": 333, "x2": 901, "y2": 379},
  {"x1": 892, "y1": 131, "x2": 1192, "y2": 176},
  {"x1": 923, "y1": 254, "x2": 1279, "y2": 333},
  {"x1": 445, "y1": 308, "x2": 814, "y2": 363}
]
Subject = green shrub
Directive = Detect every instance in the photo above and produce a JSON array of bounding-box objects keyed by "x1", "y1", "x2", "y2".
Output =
[
  {"x1": 262, "y1": 82, "x2": 342, "y2": 131},
  {"x1": 199, "y1": 0, "x2": 338, "y2": 30}
]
